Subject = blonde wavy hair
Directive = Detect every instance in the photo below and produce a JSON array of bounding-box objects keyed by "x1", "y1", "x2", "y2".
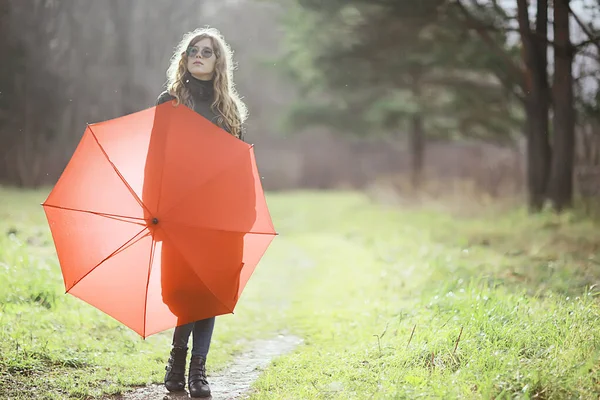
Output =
[{"x1": 165, "y1": 27, "x2": 247, "y2": 138}]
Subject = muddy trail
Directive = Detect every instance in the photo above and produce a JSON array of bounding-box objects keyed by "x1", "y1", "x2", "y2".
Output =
[
  {"x1": 107, "y1": 334, "x2": 302, "y2": 400},
  {"x1": 105, "y1": 242, "x2": 313, "y2": 399}
]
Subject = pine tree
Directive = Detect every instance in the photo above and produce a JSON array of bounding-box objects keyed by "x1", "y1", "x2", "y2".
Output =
[{"x1": 277, "y1": 0, "x2": 522, "y2": 186}]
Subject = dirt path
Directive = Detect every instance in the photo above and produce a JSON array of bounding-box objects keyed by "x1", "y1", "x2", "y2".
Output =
[
  {"x1": 109, "y1": 333, "x2": 303, "y2": 400},
  {"x1": 107, "y1": 237, "x2": 311, "y2": 399}
]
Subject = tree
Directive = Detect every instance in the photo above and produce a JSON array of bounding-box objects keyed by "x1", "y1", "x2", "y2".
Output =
[
  {"x1": 453, "y1": 0, "x2": 551, "y2": 211},
  {"x1": 0, "y1": 0, "x2": 209, "y2": 187},
  {"x1": 547, "y1": 0, "x2": 575, "y2": 211},
  {"x1": 516, "y1": 0, "x2": 552, "y2": 211},
  {"x1": 453, "y1": 0, "x2": 600, "y2": 213},
  {"x1": 0, "y1": 0, "x2": 66, "y2": 187},
  {"x1": 277, "y1": 0, "x2": 522, "y2": 186}
]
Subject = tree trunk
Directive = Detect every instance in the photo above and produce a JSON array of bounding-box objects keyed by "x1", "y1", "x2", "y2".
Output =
[
  {"x1": 108, "y1": 0, "x2": 134, "y2": 117},
  {"x1": 517, "y1": 0, "x2": 551, "y2": 212},
  {"x1": 547, "y1": 0, "x2": 575, "y2": 211},
  {"x1": 0, "y1": 0, "x2": 13, "y2": 183},
  {"x1": 410, "y1": 113, "x2": 425, "y2": 188},
  {"x1": 409, "y1": 75, "x2": 425, "y2": 188}
]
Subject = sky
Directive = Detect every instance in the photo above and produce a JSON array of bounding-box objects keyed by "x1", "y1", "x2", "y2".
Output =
[{"x1": 496, "y1": 0, "x2": 599, "y2": 98}]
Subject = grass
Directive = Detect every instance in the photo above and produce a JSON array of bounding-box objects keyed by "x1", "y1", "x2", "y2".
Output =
[{"x1": 1, "y1": 186, "x2": 599, "y2": 399}]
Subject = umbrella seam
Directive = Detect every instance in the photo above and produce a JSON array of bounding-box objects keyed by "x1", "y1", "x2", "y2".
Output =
[{"x1": 87, "y1": 124, "x2": 152, "y2": 221}]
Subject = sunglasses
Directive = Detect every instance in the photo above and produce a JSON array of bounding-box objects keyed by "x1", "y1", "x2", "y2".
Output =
[{"x1": 186, "y1": 46, "x2": 214, "y2": 59}]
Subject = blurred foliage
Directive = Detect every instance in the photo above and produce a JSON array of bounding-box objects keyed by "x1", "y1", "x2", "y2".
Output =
[
  {"x1": 0, "y1": 0, "x2": 70, "y2": 187},
  {"x1": 274, "y1": 0, "x2": 524, "y2": 142}
]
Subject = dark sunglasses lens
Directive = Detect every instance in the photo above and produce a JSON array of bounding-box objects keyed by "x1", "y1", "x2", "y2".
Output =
[
  {"x1": 201, "y1": 48, "x2": 213, "y2": 58},
  {"x1": 186, "y1": 47, "x2": 198, "y2": 57}
]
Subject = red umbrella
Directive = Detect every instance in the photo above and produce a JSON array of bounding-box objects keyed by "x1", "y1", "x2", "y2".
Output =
[{"x1": 42, "y1": 101, "x2": 277, "y2": 338}]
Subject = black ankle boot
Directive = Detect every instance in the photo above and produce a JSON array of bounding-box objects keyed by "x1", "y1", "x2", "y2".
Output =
[
  {"x1": 164, "y1": 346, "x2": 188, "y2": 392},
  {"x1": 188, "y1": 355, "x2": 211, "y2": 398}
]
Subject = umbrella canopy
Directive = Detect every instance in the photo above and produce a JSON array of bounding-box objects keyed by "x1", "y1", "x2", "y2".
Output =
[{"x1": 42, "y1": 102, "x2": 276, "y2": 338}]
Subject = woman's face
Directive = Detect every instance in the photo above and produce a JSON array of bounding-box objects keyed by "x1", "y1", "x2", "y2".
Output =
[{"x1": 186, "y1": 37, "x2": 216, "y2": 80}]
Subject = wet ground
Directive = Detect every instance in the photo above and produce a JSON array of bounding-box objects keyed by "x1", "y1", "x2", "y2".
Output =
[{"x1": 108, "y1": 334, "x2": 303, "y2": 400}]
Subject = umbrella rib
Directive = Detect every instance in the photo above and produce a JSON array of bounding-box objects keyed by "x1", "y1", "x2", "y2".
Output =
[
  {"x1": 161, "y1": 145, "x2": 251, "y2": 219},
  {"x1": 153, "y1": 109, "x2": 171, "y2": 221},
  {"x1": 142, "y1": 238, "x2": 157, "y2": 339},
  {"x1": 42, "y1": 204, "x2": 147, "y2": 226},
  {"x1": 96, "y1": 214, "x2": 147, "y2": 227},
  {"x1": 87, "y1": 124, "x2": 152, "y2": 219},
  {"x1": 66, "y1": 227, "x2": 150, "y2": 294}
]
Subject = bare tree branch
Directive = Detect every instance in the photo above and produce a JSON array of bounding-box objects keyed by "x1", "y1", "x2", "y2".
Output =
[{"x1": 569, "y1": 3, "x2": 600, "y2": 55}]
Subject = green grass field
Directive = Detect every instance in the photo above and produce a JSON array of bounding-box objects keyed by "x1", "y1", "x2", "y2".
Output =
[{"x1": 1, "y1": 186, "x2": 599, "y2": 399}]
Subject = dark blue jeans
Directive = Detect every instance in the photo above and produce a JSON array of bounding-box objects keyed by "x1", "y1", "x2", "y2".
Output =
[{"x1": 172, "y1": 317, "x2": 216, "y2": 358}]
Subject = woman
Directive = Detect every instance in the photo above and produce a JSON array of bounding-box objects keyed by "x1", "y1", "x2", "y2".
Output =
[{"x1": 155, "y1": 27, "x2": 248, "y2": 398}]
